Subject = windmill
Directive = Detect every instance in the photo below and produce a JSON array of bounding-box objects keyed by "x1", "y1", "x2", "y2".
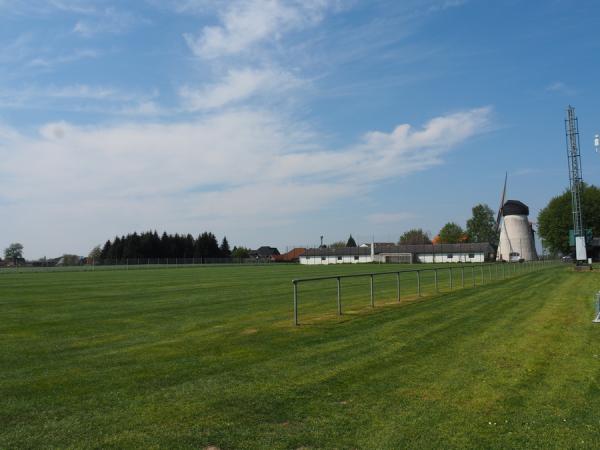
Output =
[{"x1": 495, "y1": 173, "x2": 538, "y2": 262}]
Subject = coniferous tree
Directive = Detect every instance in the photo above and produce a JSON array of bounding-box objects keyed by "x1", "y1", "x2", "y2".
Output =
[
  {"x1": 220, "y1": 237, "x2": 231, "y2": 257},
  {"x1": 346, "y1": 234, "x2": 357, "y2": 247}
]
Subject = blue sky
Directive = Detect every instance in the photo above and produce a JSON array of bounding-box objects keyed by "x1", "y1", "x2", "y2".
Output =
[{"x1": 1, "y1": 0, "x2": 600, "y2": 258}]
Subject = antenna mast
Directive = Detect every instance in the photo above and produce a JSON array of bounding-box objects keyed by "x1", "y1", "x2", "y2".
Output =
[{"x1": 565, "y1": 105, "x2": 586, "y2": 261}]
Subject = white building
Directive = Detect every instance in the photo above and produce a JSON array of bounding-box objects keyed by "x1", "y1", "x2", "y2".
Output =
[
  {"x1": 299, "y1": 243, "x2": 493, "y2": 265},
  {"x1": 496, "y1": 200, "x2": 538, "y2": 262}
]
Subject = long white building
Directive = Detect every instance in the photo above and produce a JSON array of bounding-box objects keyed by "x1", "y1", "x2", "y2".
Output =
[{"x1": 300, "y1": 243, "x2": 494, "y2": 265}]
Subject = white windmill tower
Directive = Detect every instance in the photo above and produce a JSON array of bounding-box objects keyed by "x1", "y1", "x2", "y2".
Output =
[{"x1": 494, "y1": 175, "x2": 538, "y2": 262}]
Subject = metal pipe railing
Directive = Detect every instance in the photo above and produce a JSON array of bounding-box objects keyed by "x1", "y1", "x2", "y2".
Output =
[{"x1": 291, "y1": 260, "x2": 560, "y2": 326}]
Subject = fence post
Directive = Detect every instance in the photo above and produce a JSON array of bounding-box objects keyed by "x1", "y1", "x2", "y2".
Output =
[
  {"x1": 370, "y1": 274, "x2": 374, "y2": 307},
  {"x1": 396, "y1": 272, "x2": 400, "y2": 302},
  {"x1": 293, "y1": 281, "x2": 299, "y2": 326},
  {"x1": 337, "y1": 277, "x2": 342, "y2": 316},
  {"x1": 461, "y1": 266, "x2": 464, "y2": 288},
  {"x1": 472, "y1": 266, "x2": 475, "y2": 287},
  {"x1": 502, "y1": 263, "x2": 505, "y2": 279},
  {"x1": 488, "y1": 265, "x2": 492, "y2": 281},
  {"x1": 480, "y1": 265, "x2": 484, "y2": 284},
  {"x1": 449, "y1": 267, "x2": 453, "y2": 290},
  {"x1": 434, "y1": 269, "x2": 438, "y2": 292},
  {"x1": 417, "y1": 271, "x2": 421, "y2": 297}
]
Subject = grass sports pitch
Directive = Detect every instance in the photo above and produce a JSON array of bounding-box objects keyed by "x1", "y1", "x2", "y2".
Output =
[{"x1": 1, "y1": 263, "x2": 600, "y2": 448}]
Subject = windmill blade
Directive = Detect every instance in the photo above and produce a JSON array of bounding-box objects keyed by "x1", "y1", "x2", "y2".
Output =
[{"x1": 494, "y1": 172, "x2": 508, "y2": 233}]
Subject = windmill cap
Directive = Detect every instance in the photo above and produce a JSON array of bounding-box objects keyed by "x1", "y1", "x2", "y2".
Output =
[{"x1": 502, "y1": 200, "x2": 529, "y2": 216}]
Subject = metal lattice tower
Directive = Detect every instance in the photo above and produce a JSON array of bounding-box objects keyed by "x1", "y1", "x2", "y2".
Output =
[{"x1": 565, "y1": 105, "x2": 584, "y2": 237}]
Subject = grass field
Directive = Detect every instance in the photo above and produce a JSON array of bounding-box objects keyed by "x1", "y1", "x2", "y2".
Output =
[{"x1": 1, "y1": 263, "x2": 600, "y2": 448}]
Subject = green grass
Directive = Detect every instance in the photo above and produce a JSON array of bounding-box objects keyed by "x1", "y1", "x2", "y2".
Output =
[{"x1": 1, "y1": 263, "x2": 600, "y2": 449}]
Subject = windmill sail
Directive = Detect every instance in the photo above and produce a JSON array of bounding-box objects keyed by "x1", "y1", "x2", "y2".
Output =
[{"x1": 494, "y1": 172, "x2": 507, "y2": 234}]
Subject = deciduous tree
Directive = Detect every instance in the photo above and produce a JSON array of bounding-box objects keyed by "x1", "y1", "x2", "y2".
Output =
[
  {"x1": 538, "y1": 184, "x2": 600, "y2": 254},
  {"x1": 4, "y1": 243, "x2": 23, "y2": 261},
  {"x1": 438, "y1": 223, "x2": 466, "y2": 244},
  {"x1": 398, "y1": 229, "x2": 432, "y2": 245},
  {"x1": 466, "y1": 204, "x2": 497, "y2": 245}
]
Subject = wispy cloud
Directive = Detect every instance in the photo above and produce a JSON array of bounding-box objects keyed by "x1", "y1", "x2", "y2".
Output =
[
  {"x1": 73, "y1": 7, "x2": 146, "y2": 37},
  {"x1": 0, "y1": 107, "x2": 491, "y2": 255},
  {"x1": 27, "y1": 49, "x2": 100, "y2": 68},
  {"x1": 545, "y1": 81, "x2": 577, "y2": 96},
  {"x1": 0, "y1": 84, "x2": 159, "y2": 113},
  {"x1": 179, "y1": 67, "x2": 303, "y2": 111},
  {"x1": 183, "y1": 0, "x2": 339, "y2": 59}
]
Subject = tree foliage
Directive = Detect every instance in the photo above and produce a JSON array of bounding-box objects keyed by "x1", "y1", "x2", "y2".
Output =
[
  {"x1": 346, "y1": 235, "x2": 357, "y2": 247},
  {"x1": 4, "y1": 243, "x2": 24, "y2": 261},
  {"x1": 231, "y1": 246, "x2": 251, "y2": 258},
  {"x1": 88, "y1": 245, "x2": 102, "y2": 261},
  {"x1": 329, "y1": 241, "x2": 348, "y2": 249},
  {"x1": 466, "y1": 203, "x2": 498, "y2": 245},
  {"x1": 220, "y1": 237, "x2": 231, "y2": 257},
  {"x1": 538, "y1": 184, "x2": 600, "y2": 254},
  {"x1": 99, "y1": 231, "x2": 231, "y2": 260},
  {"x1": 438, "y1": 222, "x2": 466, "y2": 244},
  {"x1": 398, "y1": 228, "x2": 432, "y2": 245}
]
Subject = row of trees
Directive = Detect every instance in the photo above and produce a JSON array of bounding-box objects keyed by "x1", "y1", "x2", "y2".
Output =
[
  {"x1": 322, "y1": 204, "x2": 497, "y2": 249},
  {"x1": 398, "y1": 204, "x2": 497, "y2": 245},
  {"x1": 95, "y1": 231, "x2": 234, "y2": 260}
]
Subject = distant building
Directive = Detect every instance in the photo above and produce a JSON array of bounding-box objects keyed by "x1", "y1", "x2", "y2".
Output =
[
  {"x1": 299, "y1": 243, "x2": 493, "y2": 265},
  {"x1": 249, "y1": 246, "x2": 280, "y2": 260},
  {"x1": 272, "y1": 248, "x2": 306, "y2": 263}
]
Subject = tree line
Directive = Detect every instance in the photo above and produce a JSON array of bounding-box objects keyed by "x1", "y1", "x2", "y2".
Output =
[
  {"x1": 96, "y1": 231, "x2": 234, "y2": 260},
  {"x1": 399, "y1": 203, "x2": 498, "y2": 246}
]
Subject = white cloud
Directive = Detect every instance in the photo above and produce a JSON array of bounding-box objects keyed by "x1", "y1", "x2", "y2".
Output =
[
  {"x1": 73, "y1": 7, "x2": 143, "y2": 37},
  {"x1": 545, "y1": 81, "x2": 577, "y2": 96},
  {"x1": 184, "y1": 0, "x2": 337, "y2": 58},
  {"x1": 0, "y1": 107, "x2": 491, "y2": 257},
  {"x1": 0, "y1": 84, "x2": 158, "y2": 113},
  {"x1": 180, "y1": 67, "x2": 303, "y2": 111}
]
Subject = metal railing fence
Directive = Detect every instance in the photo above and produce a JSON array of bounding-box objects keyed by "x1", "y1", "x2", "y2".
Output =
[
  {"x1": 0, "y1": 257, "x2": 275, "y2": 274},
  {"x1": 291, "y1": 260, "x2": 561, "y2": 326}
]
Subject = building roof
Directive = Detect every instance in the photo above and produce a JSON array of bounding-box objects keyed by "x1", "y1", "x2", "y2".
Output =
[
  {"x1": 502, "y1": 200, "x2": 529, "y2": 217},
  {"x1": 302, "y1": 243, "x2": 494, "y2": 257},
  {"x1": 303, "y1": 247, "x2": 371, "y2": 256},
  {"x1": 272, "y1": 247, "x2": 306, "y2": 261},
  {"x1": 250, "y1": 246, "x2": 280, "y2": 257}
]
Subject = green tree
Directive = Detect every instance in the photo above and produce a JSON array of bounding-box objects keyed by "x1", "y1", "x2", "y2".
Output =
[
  {"x1": 538, "y1": 184, "x2": 600, "y2": 254},
  {"x1": 346, "y1": 234, "x2": 357, "y2": 247},
  {"x1": 194, "y1": 232, "x2": 220, "y2": 258},
  {"x1": 88, "y1": 245, "x2": 102, "y2": 262},
  {"x1": 329, "y1": 241, "x2": 347, "y2": 249},
  {"x1": 4, "y1": 243, "x2": 24, "y2": 262},
  {"x1": 220, "y1": 237, "x2": 231, "y2": 257},
  {"x1": 438, "y1": 222, "x2": 465, "y2": 244},
  {"x1": 466, "y1": 203, "x2": 497, "y2": 245},
  {"x1": 398, "y1": 228, "x2": 431, "y2": 245},
  {"x1": 231, "y1": 246, "x2": 251, "y2": 258}
]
